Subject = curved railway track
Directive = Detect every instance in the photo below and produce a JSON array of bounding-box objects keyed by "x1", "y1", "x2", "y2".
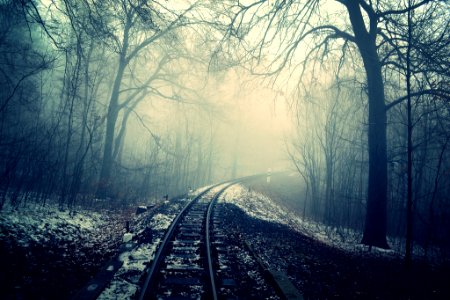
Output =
[
  {"x1": 73, "y1": 173, "x2": 301, "y2": 300},
  {"x1": 138, "y1": 181, "x2": 237, "y2": 300}
]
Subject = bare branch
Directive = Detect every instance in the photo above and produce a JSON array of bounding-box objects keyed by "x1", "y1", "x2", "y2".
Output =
[
  {"x1": 386, "y1": 89, "x2": 450, "y2": 111},
  {"x1": 378, "y1": 0, "x2": 433, "y2": 18}
]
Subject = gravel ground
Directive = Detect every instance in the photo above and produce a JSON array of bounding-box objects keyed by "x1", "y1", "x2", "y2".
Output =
[
  {"x1": 218, "y1": 201, "x2": 450, "y2": 299},
  {"x1": 235, "y1": 174, "x2": 450, "y2": 300}
]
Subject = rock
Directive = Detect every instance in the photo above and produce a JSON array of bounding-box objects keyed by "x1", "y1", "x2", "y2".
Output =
[
  {"x1": 137, "y1": 227, "x2": 152, "y2": 244},
  {"x1": 135, "y1": 206, "x2": 147, "y2": 215}
]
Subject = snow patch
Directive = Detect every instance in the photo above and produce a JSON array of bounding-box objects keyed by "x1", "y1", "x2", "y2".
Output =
[
  {"x1": 0, "y1": 206, "x2": 106, "y2": 247},
  {"x1": 97, "y1": 278, "x2": 138, "y2": 300},
  {"x1": 122, "y1": 233, "x2": 133, "y2": 243},
  {"x1": 149, "y1": 213, "x2": 174, "y2": 230},
  {"x1": 221, "y1": 184, "x2": 375, "y2": 254},
  {"x1": 98, "y1": 241, "x2": 160, "y2": 299}
]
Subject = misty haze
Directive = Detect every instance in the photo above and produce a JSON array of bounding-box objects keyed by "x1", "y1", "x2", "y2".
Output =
[{"x1": 1, "y1": 1, "x2": 449, "y2": 299}]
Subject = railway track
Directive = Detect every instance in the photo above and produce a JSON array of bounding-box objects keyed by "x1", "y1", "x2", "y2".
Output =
[
  {"x1": 71, "y1": 174, "x2": 302, "y2": 299},
  {"x1": 137, "y1": 178, "x2": 282, "y2": 299},
  {"x1": 138, "y1": 183, "x2": 230, "y2": 299}
]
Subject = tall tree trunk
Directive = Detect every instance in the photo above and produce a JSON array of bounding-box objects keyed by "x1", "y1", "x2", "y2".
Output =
[
  {"x1": 68, "y1": 42, "x2": 94, "y2": 208},
  {"x1": 405, "y1": 0, "x2": 414, "y2": 266},
  {"x1": 346, "y1": 1, "x2": 389, "y2": 248},
  {"x1": 195, "y1": 141, "x2": 203, "y2": 187},
  {"x1": 96, "y1": 57, "x2": 126, "y2": 198},
  {"x1": 96, "y1": 11, "x2": 133, "y2": 199},
  {"x1": 361, "y1": 55, "x2": 389, "y2": 249},
  {"x1": 113, "y1": 106, "x2": 133, "y2": 162},
  {"x1": 59, "y1": 47, "x2": 81, "y2": 209},
  {"x1": 324, "y1": 157, "x2": 333, "y2": 224}
]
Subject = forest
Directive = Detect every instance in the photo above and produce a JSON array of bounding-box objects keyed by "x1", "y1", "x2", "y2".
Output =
[{"x1": 1, "y1": 0, "x2": 449, "y2": 267}]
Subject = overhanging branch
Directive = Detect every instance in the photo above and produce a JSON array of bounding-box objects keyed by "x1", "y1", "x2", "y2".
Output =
[{"x1": 386, "y1": 88, "x2": 450, "y2": 111}]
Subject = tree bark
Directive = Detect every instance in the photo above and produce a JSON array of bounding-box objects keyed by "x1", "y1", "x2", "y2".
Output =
[
  {"x1": 405, "y1": 0, "x2": 414, "y2": 266},
  {"x1": 96, "y1": 56, "x2": 126, "y2": 198},
  {"x1": 345, "y1": 1, "x2": 389, "y2": 248}
]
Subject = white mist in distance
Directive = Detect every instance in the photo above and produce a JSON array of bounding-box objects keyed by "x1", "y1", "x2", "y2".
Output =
[
  {"x1": 123, "y1": 66, "x2": 294, "y2": 183},
  {"x1": 211, "y1": 69, "x2": 293, "y2": 178}
]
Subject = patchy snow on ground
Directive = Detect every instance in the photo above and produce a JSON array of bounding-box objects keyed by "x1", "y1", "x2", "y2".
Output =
[
  {"x1": 149, "y1": 213, "x2": 175, "y2": 231},
  {"x1": 96, "y1": 186, "x2": 231, "y2": 299},
  {"x1": 191, "y1": 185, "x2": 213, "y2": 197},
  {"x1": 97, "y1": 197, "x2": 188, "y2": 299},
  {"x1": 221, "y1": 184, "x2": 297, "y2": 226},
  {"x1": 97, "y1": 278, "x2": 138, "y2": 300},
  {"x1": 97, "y1": 240, "x2": 160, "y2": 300},
  {"x1": 0, "y1": 200, "x2": 137, "y2": 299},
  {"x1": 0, "y1": 204, "x2": 107, "y2": 247},
  {"x1": 221, "y1": 184, "x2": 399, "y2": 256}
]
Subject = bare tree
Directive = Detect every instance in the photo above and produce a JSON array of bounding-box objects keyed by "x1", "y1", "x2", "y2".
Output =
[
  {"x1": 216, "y1": 0, "x2": 449, "y2": 249},
  {"x1": 79, "y1": 0, "x2": 198, "y2": 198}
]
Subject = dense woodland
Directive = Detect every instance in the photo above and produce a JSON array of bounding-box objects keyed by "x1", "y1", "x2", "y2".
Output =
[{"x1": 1, "y1": 0, "x2": 449, "y2": 263}]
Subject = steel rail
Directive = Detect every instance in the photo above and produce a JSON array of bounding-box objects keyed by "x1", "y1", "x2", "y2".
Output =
[
  {"x1": 138, "y1": 183, "x2": 222, "y2": 300},
  {"x1": 205, "y1": 181, "x2": 238, "y2": 300},
  {"x1": 138, "y1": 174, "x2": 265, "y2": 300}
]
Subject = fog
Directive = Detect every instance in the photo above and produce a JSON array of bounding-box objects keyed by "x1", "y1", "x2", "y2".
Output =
[
  {"x1": 1, "y1": 0, "x2": 449, "y2": 260},
  {"x1": 124, "y1": 66, "x2": 292, "y2": 181}
]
